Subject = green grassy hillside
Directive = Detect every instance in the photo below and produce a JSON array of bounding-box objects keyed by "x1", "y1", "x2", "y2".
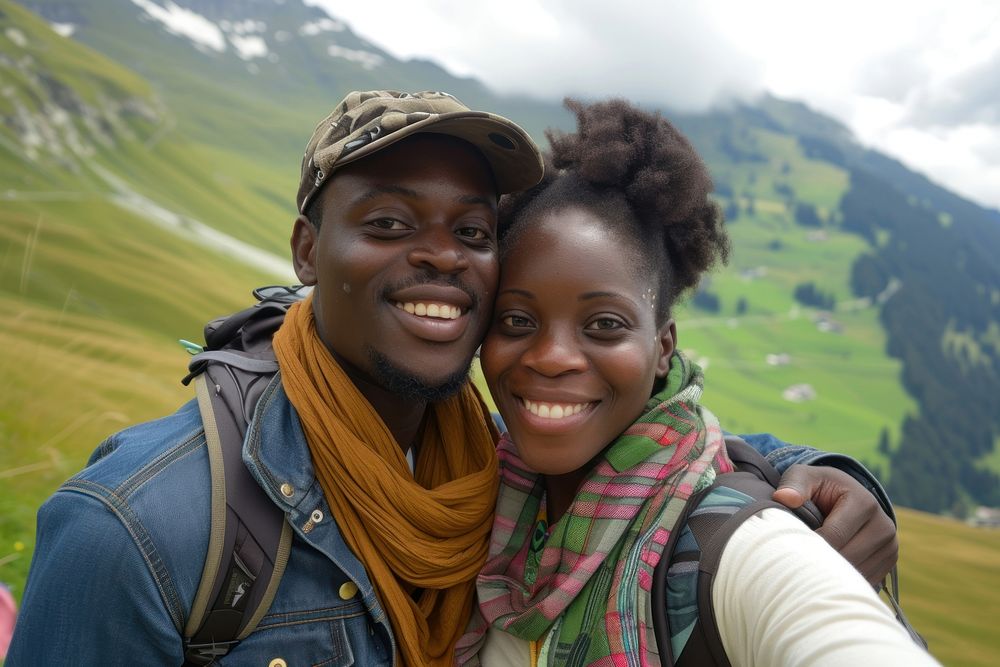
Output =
[
  {"x1": 894, "y1": 508, "x2": 1000, "y2": 667},
  {"x1": 0, "y1": 0, "x2": 284, "y2": 596}
]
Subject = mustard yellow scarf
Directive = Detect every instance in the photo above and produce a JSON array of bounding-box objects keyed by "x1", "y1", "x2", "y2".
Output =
[{"x1": 273, "y1": 294, "x2": 499, "y2": 665}]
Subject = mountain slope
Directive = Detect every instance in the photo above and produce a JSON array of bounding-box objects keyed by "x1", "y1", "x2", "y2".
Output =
[
  {"x1": 671, "y1": 110, "x2": 916, "y2": 468},
  {"x1": 0, "y1": 0, "x2": 282, "y2": 598},
  {"x1": 686, "y1": 97, "x2": 1000, "y2": 512},
  {"x1": 21, "y1": 0, "x2": 571, "y2": 156}
]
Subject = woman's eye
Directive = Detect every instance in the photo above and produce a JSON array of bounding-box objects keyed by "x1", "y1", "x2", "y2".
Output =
[
  {"x1": 586, "y1": 317, "x2": 625, "y2": 331},
  {"x1": 502, "y1": 314, "x2": 532, "y2": 329}
]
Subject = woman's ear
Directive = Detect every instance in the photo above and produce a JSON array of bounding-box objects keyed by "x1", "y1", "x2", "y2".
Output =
[
  {"x1": 291, "y1": 215, "x2": 318, "y2": 285},
  {"x1": 655, "y1": 319, "x2": 677, "y2": 377}
]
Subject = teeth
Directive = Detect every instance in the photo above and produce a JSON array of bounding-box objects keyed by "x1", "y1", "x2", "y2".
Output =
[
  {"x1": 394, "y1": 302, "x2": 461, "y2": 320},
  {"x1": 522, "y1": 398, "x2": 590, "y2": 420}
]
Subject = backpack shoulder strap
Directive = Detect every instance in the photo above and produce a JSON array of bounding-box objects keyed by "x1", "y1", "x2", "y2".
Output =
[
  {"x1": 183, "y1": 371, "x2": 293, "y2": 665},
  {"x1": 652, "y1": 436, "x2": 822, "y2": 667},
  {"x1": 723, "y1": 436, "x2": 824, "y2": 527},
  {"x1": 180, "y1": 287, "x2": 303, "y2": 665}
]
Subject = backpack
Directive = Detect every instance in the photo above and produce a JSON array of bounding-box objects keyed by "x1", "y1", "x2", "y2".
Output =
[
  {"x1": 178, "y1": 285, "x2": 307, "y2": 665},
  {"x1": 651, "y1": 437, "x2": 927, "y2": 666}
]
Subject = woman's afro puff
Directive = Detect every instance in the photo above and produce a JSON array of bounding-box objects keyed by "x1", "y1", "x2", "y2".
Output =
[{"x1": 499, "y1": 98, "x2": 730, "y2": 308}]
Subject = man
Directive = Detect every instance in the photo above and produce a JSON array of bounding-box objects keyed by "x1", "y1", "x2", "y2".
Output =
[{"x1": 8, "y1": 91, "x2": 896, "y2": 665}]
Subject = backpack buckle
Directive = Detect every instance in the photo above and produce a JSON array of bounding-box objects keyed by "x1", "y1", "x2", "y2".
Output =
[{"x1": 183, "y1": 639, "x2": 241, "y2": 664}]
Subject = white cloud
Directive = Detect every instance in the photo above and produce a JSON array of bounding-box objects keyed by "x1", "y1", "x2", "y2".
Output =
[
  {"x1": 310, "y1": 0, "x2": 1000, "y2": 210},
  {"x1": 876, "y1": 124, "x2": 1000, "y2": 212},
  {"x1": 308, "y1": 0, "x2": 762, "y2": 111}
]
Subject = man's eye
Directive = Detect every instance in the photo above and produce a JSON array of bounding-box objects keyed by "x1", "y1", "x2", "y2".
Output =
[
  {"x1": 457, "y1": 226, "x2": 489, "y2": 241},
  {"x1": 370, "y1": 218, "x2": 407, "y2": 231}
]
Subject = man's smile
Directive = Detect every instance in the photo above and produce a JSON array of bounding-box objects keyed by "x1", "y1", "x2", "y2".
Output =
[{"x1": 392, "y1": 301, "x2": 463, "y2": 319}]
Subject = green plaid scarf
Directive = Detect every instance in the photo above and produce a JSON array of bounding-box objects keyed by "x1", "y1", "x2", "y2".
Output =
[{"x1": 456, "y1": 353, "x2": 733, "y2": 665}]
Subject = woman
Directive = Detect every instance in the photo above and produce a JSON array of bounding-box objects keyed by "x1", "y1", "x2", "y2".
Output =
[{"x1": 458, "y1": 99, "x2": 937, "y2": 666}]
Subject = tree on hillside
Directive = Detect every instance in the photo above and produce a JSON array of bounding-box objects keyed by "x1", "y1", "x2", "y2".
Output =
[
  {"x1": 878, "y1": 428, "x2": 891, "y2": 456},
  {"x1": 841, "y1": 167, "x2": 1000, "y2": 512},
  {"x1": 794, "y1": 202, "x2": 823, "y2": 227},
  {"x1": 797, "y1": 136, "x2": 847, "y2": 166},
  {"x1": 692, "y1": 290, "x2": 721, "y2": 313},
  {"x1": 774, "y1": 181, "x2": 795, "y2": 201},
  {"x1": 793, "y1": 282, "x2": 836, "y2": 310},
  {"x1": 851, "y1": 253, "x2": 890, "y2": 299},
  {"x1": 724, "y1": 200, "x2": 739, "y2": 222}
]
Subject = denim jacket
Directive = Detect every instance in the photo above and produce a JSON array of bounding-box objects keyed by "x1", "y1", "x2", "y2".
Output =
[
  {"x1": 9, "y1": 376, "x2": 394, "y2": 666},
  {"x1": 8, "y1": 380, "x2": 890, "y2": 665}
]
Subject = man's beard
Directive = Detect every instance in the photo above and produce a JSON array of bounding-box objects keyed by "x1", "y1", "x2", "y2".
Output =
[{"x1": 369, "y1": 349, "x2": 472, "y2": 402}]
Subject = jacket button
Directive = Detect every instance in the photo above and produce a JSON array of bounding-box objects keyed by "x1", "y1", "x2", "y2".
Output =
[
  {"x1": 339, "y1": 581, "x2": 359, "y2": 600},
  {"x1": 269, "y1": 659, "x2": 287, "y2": 667},
  {"x1": 279, "y1": 483, "x2": 294, "y2": 498}
]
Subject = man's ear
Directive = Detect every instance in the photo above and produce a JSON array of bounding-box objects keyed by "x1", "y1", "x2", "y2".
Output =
[
  {"x1": 655, "y1": 319, "x2": 677, "y2": 377},
  {"x1": 290, "y1": 215, "x2": 318, "y2": 285}
]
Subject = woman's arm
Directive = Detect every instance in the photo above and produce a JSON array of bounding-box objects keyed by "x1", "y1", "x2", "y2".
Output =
[{"x1": 712, "y1": 508, "x2": 937, "y2": 667}]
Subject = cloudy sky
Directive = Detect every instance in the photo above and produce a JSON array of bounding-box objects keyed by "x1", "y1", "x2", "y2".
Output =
[{"x1": 312, "y1": 0, "x2": 1000, "y2": 212}]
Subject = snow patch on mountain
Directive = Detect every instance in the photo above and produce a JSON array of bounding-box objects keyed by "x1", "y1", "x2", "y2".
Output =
[
  {"x1": 124, "y1": 1, "x2": 378, "y2": 68},
  {"x1": 230, "y1": 34, "x2": 268, "y2": 60},
  {"x1": 129, "y1": 1, "x2": 278, "y2": 61},
  {"x1": 221, "y1": 19, "x2": 270, "y2": 60},
  {"x1": 220, "y1": 19, "x2": 267, "y2": 36},
  {"x1": 327, "y1": 43, "x2": 382, "y2": 69},
  {"x1": 50, "y1": 23, "x2": 76, "y2": 38},
  {"x1": 299, "y1": 18, "x2": 345, "y2": 36},
  {"x1": 130, "y1": 0, "x2": 226, "y2": 52}
]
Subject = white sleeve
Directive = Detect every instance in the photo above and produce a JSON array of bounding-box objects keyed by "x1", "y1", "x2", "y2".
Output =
[{"x1": 713, "y1": 508, "x2": 940, "y2": 667}]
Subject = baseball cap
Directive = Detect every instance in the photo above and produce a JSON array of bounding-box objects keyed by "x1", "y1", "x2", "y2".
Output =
[{"x1": 296, "y1": 90, "x2": 544, "y2": 214}]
